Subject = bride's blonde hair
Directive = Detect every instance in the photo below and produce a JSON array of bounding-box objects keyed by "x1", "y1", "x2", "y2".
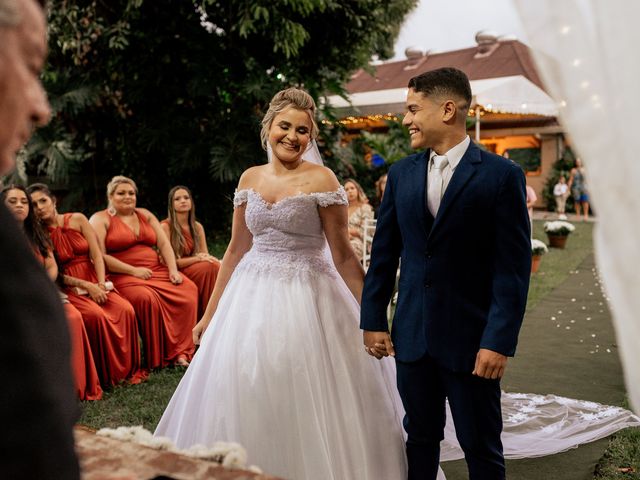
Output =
[{"x1": 260, "y1": 88, "x2": 319, "y2": 150}]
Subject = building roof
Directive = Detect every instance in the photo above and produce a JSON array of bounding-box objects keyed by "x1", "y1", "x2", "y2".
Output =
[{"x1": 345, "y1": 40, "x2": 547, "y2": 95}]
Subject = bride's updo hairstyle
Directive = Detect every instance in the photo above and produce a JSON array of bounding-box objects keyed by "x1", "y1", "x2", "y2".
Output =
[
  {"x1": 106, "y1": 175, "x2": 138, "y2": 214},
  {"x1": 260, "y1": 87, "x2": 319, "y2": 150}
]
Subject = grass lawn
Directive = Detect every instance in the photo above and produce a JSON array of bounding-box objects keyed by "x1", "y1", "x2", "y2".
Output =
[
  {"x1": 80, "y1": 367, "x2": 185, "y2": 431},
  {"x1": 80, "y1": 235, "x2": 231, "y2": 431},
  {"x1": 78, "y1": 220, "x2": 639, "y2": 478},
  {"x1": 595, "y1": 412, "x2": 640, "y2": 479},
  {"x1": 528, "y1": 219, "x2": 595, "y2": 309}
]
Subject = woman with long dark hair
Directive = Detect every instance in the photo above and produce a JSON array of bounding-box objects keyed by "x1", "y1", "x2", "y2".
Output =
[
  {"x1": 28, "y1": 183, "x2": 145, "y2": 388},
  {"x1": 161, "y1": 185, "x2": 220, "y2": 318},
  {"x1": 1, "y1": 184, "x2": 102, "y2": 400}
]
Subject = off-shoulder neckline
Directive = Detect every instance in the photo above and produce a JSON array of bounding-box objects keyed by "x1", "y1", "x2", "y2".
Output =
[{"x1": 236, "y1": 186, "x2": 345, "y2": 208}]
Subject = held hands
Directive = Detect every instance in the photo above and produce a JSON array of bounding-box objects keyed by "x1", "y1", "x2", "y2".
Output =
[
  {"x1": 472, "y1": 348, "x2": 508, "y2": 380},
  {"x1": 132, "y1": 267, "x2": 153, "y2": 280},
  {"x1": 363, "y1": 330, "x2": 395, "y2": 360}
]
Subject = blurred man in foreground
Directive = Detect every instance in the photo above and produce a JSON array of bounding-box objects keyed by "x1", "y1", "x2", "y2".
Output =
[{"x1": 0, "y1": 0, "x2": 80, "y2": 478}]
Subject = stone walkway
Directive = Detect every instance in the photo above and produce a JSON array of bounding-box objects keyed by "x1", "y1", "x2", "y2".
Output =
[{"x1": 441, "y1": 254, "x2": 631, "y2": 480}]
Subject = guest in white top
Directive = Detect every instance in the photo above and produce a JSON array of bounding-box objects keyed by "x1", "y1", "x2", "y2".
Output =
[{"x1": 553, "y1": 175, "x2": 570, "y2": 220}]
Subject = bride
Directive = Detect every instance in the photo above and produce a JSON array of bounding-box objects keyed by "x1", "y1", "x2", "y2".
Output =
[
  {"x1": 155, "y1": 87, "x2": 639, "y2": 480},
  {"x1": 155, "y1": 87, "x2": 407, "y2": 479}
]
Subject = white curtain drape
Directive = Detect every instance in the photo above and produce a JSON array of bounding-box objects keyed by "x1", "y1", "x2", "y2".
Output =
[{"x1": 512, "y1": 0, "x2": 640, "y2": 413}]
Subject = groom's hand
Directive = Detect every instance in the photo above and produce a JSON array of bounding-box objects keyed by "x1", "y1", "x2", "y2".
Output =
[
  {"x1": 472, "y1": 348, "x2": 507, "y2": 379},
  {"x1": 363, "y1": 330, "x2": 395, "y2": 359}
]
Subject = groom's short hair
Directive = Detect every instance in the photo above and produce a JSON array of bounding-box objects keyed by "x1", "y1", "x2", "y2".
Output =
[{"x1": 408, "y1": 67, "x2": 472, "y2": 110}]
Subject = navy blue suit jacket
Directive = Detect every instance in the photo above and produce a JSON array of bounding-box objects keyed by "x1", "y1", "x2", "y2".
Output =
[{"x1": 360, "y1": 142, "x2": 531, "y2": 371}]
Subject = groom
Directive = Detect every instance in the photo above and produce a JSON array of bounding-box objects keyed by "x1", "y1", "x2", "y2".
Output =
[{"x1": 361, "y1": 67, "x2": 531, "y2": 480}]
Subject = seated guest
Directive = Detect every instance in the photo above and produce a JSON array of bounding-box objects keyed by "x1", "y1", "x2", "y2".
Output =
[
  {"x1": 1, "y1": 184, "x2": 102, "y2": 401},
  {"x1": 28, "y1": 183, "x2": 145, "y2": 387},
  {"x1": 373, "y1": 173, "x2": 388, "y2": 218},
  {"x1": 161, "y1": 185, "x2": 220, "y2": 318},
  {"x1": 62, "y1": 299, "x2": 103, "y2": 401},
  {"x1": 90, "y1": 176, "x2": 197, "y2": 368},
  {"x1": 344, "y1": 178, "x2": 374, "y2": 262}
]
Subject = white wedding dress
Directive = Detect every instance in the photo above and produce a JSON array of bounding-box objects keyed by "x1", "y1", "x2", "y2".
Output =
[{"x1": 155, "y1": 186, "x2": 640, "y2": 480}]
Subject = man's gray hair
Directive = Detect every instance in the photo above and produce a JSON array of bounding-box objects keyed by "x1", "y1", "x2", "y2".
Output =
[{"x1": 0, "y1": 0, "x2": 20, "y2": 28}]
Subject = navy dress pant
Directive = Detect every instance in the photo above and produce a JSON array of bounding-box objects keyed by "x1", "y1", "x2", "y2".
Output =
[{"x1": 396, "y1": 353, "x2": 505, "y2": 480}]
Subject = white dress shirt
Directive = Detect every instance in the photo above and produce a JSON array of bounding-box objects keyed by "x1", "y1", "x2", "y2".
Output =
[{"x1": 427, "y1": 135, "x2": 471, "y2": 216}]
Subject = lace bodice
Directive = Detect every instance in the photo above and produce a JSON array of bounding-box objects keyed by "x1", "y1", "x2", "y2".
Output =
[{"x1": 233, "y1": 187, "x2": 347, "y2": 279}]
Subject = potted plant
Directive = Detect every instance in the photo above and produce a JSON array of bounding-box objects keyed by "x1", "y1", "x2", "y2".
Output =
[
  {"x1": 543, "y1": 220, "x2": 576, "y2": 249},
  {"x1": 531, "y1": 239, "x2": 548, "y2": 273}
]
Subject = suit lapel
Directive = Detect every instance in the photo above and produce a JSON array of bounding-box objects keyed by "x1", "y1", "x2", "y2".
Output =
[
  {"x1": 407, "y1": 150, "x2": 430, "y2": 237},
  {"x1": 430, "y1": 143, "x2": 481, "y2": 235}
]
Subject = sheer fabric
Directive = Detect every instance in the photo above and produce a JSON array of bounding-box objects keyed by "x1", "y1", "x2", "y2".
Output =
[
  {"x1": 512, "y1": 0, "x2": 640, "y2": 413},
  {"x1": 442, "y1": 392, "x2": 639, "y2": 461}
]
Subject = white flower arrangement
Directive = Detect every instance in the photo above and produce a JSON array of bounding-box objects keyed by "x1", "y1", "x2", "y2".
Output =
[
  {"x1": 531, "y1": 239, "x2": 548, "y2": 256},
  {"x1": 544, "y1": 220, "x2": 576, "y2": 236},
  {"x1": 96, "y1": 426, "x2": 262, "y2": 473}
]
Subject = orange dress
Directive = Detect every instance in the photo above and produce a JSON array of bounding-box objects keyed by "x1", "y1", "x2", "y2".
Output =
[
  {"x1": 49, "y1": 213, "x2": 145, "y2": 387},
  {"x1": 32, "y1": 248, "x2": 102, "y2": 400},
  {"x1": 161, "y1": 220, "x2": 220, "y2": 318},
  {"x1": 63, "y1": 302, "x2": 103, "y2": 401},
  {"x1": 104, "y1": 210, "x2": 197, "y2": 368}
]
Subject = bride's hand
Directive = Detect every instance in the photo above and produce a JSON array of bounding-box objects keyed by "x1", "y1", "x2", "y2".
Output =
[
  {"x1": 363, "y1": 330, "x2": 395, "y2": 359},
  {"x1": 192, "y1": 321, "x2": 206, "y2": 345}
]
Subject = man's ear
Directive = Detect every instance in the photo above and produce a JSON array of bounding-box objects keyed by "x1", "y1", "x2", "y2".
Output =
[{"x1": 442, "y1": 99, "x2": 457, "y2": 122}]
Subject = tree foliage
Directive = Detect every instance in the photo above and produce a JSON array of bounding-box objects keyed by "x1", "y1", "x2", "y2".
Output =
[
  {"x1": 19, "y1": 0, "x2": 416, "y2": 233},
  {"x1": 329, "y1": 118, "x2": 415, "y2": 203}
]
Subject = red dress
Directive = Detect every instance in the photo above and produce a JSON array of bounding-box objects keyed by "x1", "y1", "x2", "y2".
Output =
[
  {"x1": 161, "y1": 220, "x2": 220, "y2": 318},
  {"x1": 49, "y1": 213, "x2": 145, "y2": 387},
  {"x1": 104, "y1": 210, "x2": 197, "y2": 368},
  {"x1": 32, "y1": 248, "x2": 102, "y2": 400},
  {"x1": 63, "y1": 302, "x2": 103, "y2": 401}
]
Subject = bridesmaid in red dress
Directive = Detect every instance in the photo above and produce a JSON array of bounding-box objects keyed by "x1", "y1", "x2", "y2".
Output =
[
  {"x1": 161, "y1": 186, "x2": 220, "y2": 318},
  {"x1": 28, "y1": 183, "x2": 145, "y2": 388},
  {"x1": 90, "y1": 176, "x2": 197, "y2": 369},
  {"x1": 1, "y1": 184, "x2": 102, "y2": 401},
  {"x1": 62, "y1": 302, "x2": 103, "y2": 400}
]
